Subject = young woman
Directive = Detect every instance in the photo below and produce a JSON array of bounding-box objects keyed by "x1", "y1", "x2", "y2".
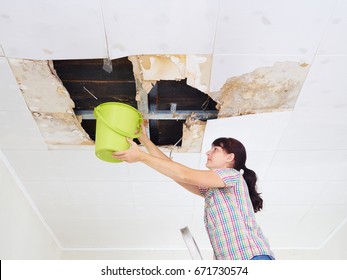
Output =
[{"x1": 112, "y1": 125, "x2": 275, "y2": 260}]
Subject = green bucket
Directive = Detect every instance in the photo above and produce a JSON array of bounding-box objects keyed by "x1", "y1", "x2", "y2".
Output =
[{"x1": 94, "y1": 102, "x2": 142, "y2": 163}]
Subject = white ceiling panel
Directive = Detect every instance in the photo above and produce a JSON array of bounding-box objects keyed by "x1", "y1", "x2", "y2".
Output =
[
  {"x1": 261, "y1": 181, "x2": 326, "y2": 206},
  {"x1": 256, "y1": 205, "x2": 312, "y2": 247},
  {"x1": 0, "y1": 45, "x2": 4, "y2": 56},
  {"x1": 73, "y1": 203, "x2": 137, "y2": 220},
  {"x1": 102, "y1": 0, "x2": 218, "y2": 58},
  {"x1": 2, "y1": 150, "x2": 130, "y2": 181},
  {"x1": 202, "y1": 112, "x2": 293, "y2": 152},
  {"x1": 245, "y1": 151, "x2": 277, "y2": 182},
  {"x1": 137, "y1": 220, "x2": 186, "y2": 249},
  {"x1": 25, "y1": 180, "x2": 135, "y2": 206},
  {"x1": 199, "y1": 150, "x2": 275, "y2": 182},
  {"x1": 26, "y1": 182, "x2": 135, "y2": 220},
  {"x1": 128, "y1": 152, "x2": 201, "y2": 182},
  {"x1": 294, "y1": 56, "x2": 347, "y2": 112},
  {"x1": 331, "y1": 152, "x2": 347, "y2": 181},
  {"x1": 265, "y1": 150, "x2": 346, "y2": 181},
  {"x1": 136, "y1": 205, "x2": 194, "y2": 248},
  {"x1": 214, "y1": 0, "x2": 336, "y2": 55},
  {"x1": 318, "y1": 0, "x2": 347, "y2": 55},
  {"x1": 198, "y1": 153, "x2": 208, "y2": 170},
  {"x1": 296, "y1": 205, "x2": 347, "y2": 247},
  {"x1": 315, "y1": 181, "x2": 347, "y2": 205},
  {"x1": 132, "y1": 181, "x2": 196, "y2": 206},
  {"x1": 66, "y1": 181, "x2": 135, "y2": 205},
  {"x1": 0, "y1": 111, "x2": 46, "y2": 150},
  {"x1": 189, "y1": 205, "x2": 212, "y2": 247},
  {"x1": 255, "y1": 182, "x2": 344, "y2": 249},
  {"x1": 209, "y1": 54, "x2": 313, "y2": 92},
  {"x1": 0, "y1": 58, "x2": 29, "y2": 111},
  {"x1": 0, "y1": 0, "x2": 107, "y2": 59},
  {"x1": 24, "y1": 181, "x2": 70, "y2": 206},
  {"x1": 50, "y1": 217, "x2": 141, "y2": 248},
  {"x1": 278, "y1": 110, "x2": 347, "y2": 150},
  {"x1": 135, "y1": 205, "x2": 193, "y2": 225},
  {"x1": 128, "y1": 162, "x2": 173, "y2": 182},
  {"x1": 170, "y1": 152, "x2": 202, "y2": 169},
  {"x1": 31, "y1": 196, "x2": 137, "y2": 220}
]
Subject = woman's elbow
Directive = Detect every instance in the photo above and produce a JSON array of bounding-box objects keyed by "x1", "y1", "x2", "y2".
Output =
[{"x1": 173, "y1": 169, "x2": 190, "y2": 184}]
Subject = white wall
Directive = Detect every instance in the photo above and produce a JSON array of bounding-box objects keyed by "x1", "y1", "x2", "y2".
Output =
[{"x1": 0, "y1": 151, "x2": 60, "y2": 259}]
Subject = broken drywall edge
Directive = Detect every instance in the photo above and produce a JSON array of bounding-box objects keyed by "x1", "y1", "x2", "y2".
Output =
[
  {"x1": 128, "y1": 55, "x2": 156, "y2": 102},
  {"x1": 137, "y1": 54, "x2": 186, "y2": 81},
  {"x1": 9, "y1": 58, "x2": 93, "y2": 146},
  {"x1": 33, "y1": 112, "x2": 94, "y2": 145},
  {"x1": 185, "y1": 55, "x2": 211, "y2": 93},
  {"x1": 180, "y1": 114, "x2": 206, "y2": 153},
  {"x1": 128, "y1": 54, "x2": 211, "y2": 94},
  {"x1": 9, "y1": 59, "x2": 75, "y2": 113}
]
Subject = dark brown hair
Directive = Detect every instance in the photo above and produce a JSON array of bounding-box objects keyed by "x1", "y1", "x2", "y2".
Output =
[{"x1": 212, "y1": 137, "x2": 263, "y2": 212}]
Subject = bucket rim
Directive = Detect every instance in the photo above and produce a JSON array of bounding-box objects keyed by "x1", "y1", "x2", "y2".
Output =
[
  {"x1": 94, "y1": 102, "x2": 140, "y2": 112},
  {"x1": 93, "y1": 102, "x2": 142, "y2": 139}
]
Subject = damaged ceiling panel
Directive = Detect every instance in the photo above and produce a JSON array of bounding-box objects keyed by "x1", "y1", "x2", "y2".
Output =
[
  {"x1": 8, "y1": 56, "x2": 309, "y2": 152},
  {"x1": 209, "y1": 61, "x2": 310, "y2": 117},
  {"x1": 53, "y1": 56, "x2": 218, "y2": 148},
  {"x1": 129, "y1": 54, "x2": 212, "y2": 94},
  {"x1": 8, "y1": 59, "x2": 93, "y2": 146}
]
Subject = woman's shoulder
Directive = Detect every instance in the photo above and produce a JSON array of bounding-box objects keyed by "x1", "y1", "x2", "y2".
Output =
[
  {"x1": 214, "y1": 168, "x2": 240, "y2": 176},
  {"x1": 213, "y1": 168, "x2": 241, "y2": 186}
]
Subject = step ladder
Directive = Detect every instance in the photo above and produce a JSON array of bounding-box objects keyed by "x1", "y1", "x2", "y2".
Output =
[{"x1": 180, "y1": 226, "x2": 203, "y2": 260}]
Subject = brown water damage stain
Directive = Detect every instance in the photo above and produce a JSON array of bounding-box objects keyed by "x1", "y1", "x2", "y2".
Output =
[
  {"x1": 211, "y1": 61, "x2": 310, "y2": 118},
  {"x1": 8, "y1": 58, "x2": 93, "y2": 147}
]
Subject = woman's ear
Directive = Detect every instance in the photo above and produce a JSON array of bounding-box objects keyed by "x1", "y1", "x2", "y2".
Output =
[{"x1": 226, "y1": 153, "x2": 235, "y2": 163}]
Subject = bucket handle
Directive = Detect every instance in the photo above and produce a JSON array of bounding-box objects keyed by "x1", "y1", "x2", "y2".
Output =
[{"x1": 94, "y1": 107, "x2": 142, "y2": 139}]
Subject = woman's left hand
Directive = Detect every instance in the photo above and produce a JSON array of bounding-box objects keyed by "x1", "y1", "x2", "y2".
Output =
[{"x1": 112, "y1": 138, "x2": 144, "y2": 163}]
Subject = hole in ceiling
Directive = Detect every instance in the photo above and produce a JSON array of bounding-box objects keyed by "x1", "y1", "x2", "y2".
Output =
[
  {"x1": 10, "y1": 58, "x2": 308, "y2": 149},
  {"x1": 53, "y1": 57, "x2": 218, "y2": 146}
]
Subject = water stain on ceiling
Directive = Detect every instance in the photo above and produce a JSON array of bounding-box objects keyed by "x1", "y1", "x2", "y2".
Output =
[
  {"x1": 8, "y1": 56, "x2": 309, "y2": 152},
  {"x1": 210, "y1": 61, "x2": 310, "y2": 117}
]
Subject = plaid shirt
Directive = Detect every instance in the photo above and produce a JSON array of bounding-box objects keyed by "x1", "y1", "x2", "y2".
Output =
[{"x1": 199, "y1": 168, "x2": 274, "y2": 260}]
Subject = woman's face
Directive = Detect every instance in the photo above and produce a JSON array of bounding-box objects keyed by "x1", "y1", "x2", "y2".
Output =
[{"x1": 205, "y1": 145, "x2": 233, "y2": 169}]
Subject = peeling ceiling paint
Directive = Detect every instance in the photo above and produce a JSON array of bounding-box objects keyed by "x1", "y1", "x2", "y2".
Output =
[
  {"x1": 209, "y1": 61, "x2": 310, "y2": 117},
  {"x1": 9, "y1": 59, "x2": 93, "y2": 146},
  {"x1": 129, "y1": 54, "x2": 211, "y2": 95},
  {"x1": 181, "y1": 114, "x2": 206, "y2": 153}
]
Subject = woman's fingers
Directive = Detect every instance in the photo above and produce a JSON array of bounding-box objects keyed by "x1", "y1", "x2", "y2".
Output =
[{"x1": 112, "y1": 139, "x2": 141, "y2": 162}]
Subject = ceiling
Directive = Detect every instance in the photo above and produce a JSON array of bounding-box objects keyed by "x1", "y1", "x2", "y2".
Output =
[{"x1": 1, "y1": 0, "x2": 347, "y2": 259}]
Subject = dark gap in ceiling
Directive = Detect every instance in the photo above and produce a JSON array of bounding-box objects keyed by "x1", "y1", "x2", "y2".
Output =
[
  {"x1": 149, "y1": 79, "x2": 217, "y2": 111},
  {"x1": 149, "y1": 119, "x2": 185, "y2": 146},
  {"x1": 53, "y1": 57, "x2": 217, "y2": 146},
  {"x1": 53, "y1": 58, "x2": 137, "y2": 110}
]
